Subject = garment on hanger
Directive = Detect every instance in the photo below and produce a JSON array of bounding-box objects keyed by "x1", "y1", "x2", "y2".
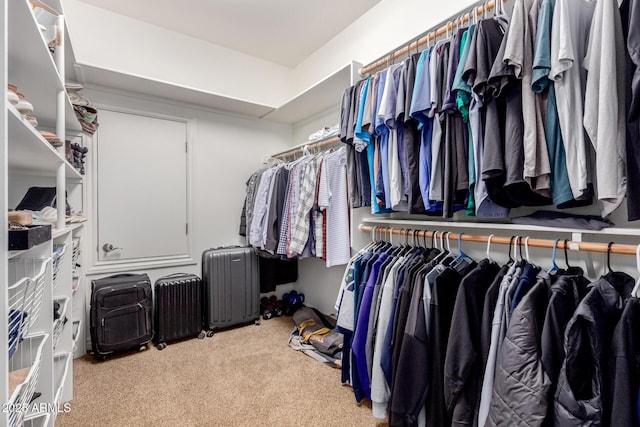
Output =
[
  {"x1": 554, "y1": 271, "x2": 634, "y2": 425},
  {"x1": 622, "y1": 0, "x2": 640, "y2": 221}
]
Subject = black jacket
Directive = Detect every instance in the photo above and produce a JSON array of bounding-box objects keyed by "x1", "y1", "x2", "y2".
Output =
[
  {"x1": 553, "y1": 272, "x2": 635, "y2": 426},
  {"x1": 444, "y1": 259, "x2": 501, "y2": 426},
  {"x1": 607, "y1": 297, "x2": 640, "y2": 427}
]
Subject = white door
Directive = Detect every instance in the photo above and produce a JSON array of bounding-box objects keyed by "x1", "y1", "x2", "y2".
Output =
[{"x1": 96, "y1": 110, "x2": 188, "y2": 262}]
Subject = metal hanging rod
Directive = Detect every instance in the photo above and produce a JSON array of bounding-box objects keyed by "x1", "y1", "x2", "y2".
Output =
[
  {"x1": 359, "y1": 0, "x2": 507, "y2": 76},
  {"x1": 272, "y1": 136, "x2": 341, "y2": 160},
  {"x1": 359, "y1": 225, "x2": 639, "y2": 256}
]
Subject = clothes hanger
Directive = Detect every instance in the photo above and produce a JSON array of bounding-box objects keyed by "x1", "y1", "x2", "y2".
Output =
[
  {"x1": 547, "y1": 239, "x2": 561, "y2": 274},
  {"x1": 518, "y1": 236, "x2": 525, "y2": 262},
  {"x1": 632, "y1": 244, "x2": 640, "y2": 298},
  {"x1": 486, "y1": 234, "x2": 495, "y2": 263},
  {"x1": 563, "y1": 239, "x2": 584, "y2": 275},
  {"x1": 524, "y1": 236, "x2": 531, "y2": 262},
  {"x1": 606, "y1": 241, "x2": 615, "y2": 274},
  {"x1": 450, "y1": 232, "x2": 472, "y2": 267},
  {"x1": 507, "y1": 236, "x2": 516, "y2": 264}
]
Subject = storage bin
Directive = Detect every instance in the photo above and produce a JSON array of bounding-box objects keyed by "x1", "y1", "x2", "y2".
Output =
[{"x1": 8, "y1": 334, "x2": 47, "y2": 427}]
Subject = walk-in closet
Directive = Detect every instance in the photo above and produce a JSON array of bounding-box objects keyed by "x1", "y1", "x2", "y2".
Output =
[{"x1": 1, "y1": 0, "x2": 639, "y2": 425}]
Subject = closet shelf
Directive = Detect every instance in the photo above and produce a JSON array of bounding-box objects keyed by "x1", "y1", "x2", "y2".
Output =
[
  {"x1": 259, "y1": 64, "x2": 352, "y2": 124},
  {"x1": 8, "y1": 0, "x2": 80, "y2": 132},
  {"x1": 52, "y1": 223, "x2": 84, "y2": 239},
  {"x1": 8, "y1": 105, "x2": 81, "y2": 177},
  {"x1": 361, "y1": 217, "x2": 640, "y2": 237}
]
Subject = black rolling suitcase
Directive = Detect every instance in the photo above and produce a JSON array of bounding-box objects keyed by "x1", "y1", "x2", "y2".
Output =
[
  {"x1": 154, "y1": 273, "x2": 204, "y2": 350},
  {"x1": 202, "y1": 247, "x2": 260, "y2": 334},
  {"x1": 90, "y1": 273, "x2": 153, "y2": 360}
]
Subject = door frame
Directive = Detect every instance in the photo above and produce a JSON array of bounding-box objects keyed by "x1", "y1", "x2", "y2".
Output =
[{"x1": 86, "y1": 104, "x2": 196, "y2": 274}]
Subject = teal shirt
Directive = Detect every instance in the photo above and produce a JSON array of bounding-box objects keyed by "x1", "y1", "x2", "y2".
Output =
[{"x1": 532, "y1": 0, "x2": 575, "y2": 207}]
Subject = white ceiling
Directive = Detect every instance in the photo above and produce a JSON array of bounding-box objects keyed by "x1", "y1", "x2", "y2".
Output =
[{"x1": 74, "y1": 0, "x2": 382, "y2": 68}]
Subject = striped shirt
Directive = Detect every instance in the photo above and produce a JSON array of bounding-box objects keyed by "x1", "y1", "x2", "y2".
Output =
[
  {"x1": 289, "y1": 155, "x2": 321, "y2": 256},
  {"x1": 317, "y1": 147, "x2": 351, "y2": 267}
]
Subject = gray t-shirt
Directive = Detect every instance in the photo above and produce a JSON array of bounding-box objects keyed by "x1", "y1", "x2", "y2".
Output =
[
  {"x1": 549, "y1": 0, "x2": 595, "y2": 200},
  {"x1": 504, "y1": 0, "x2": 552, "y2": 197},
  {"x1": 583, "y1": 0, "x2": 627, "y2": 217}
]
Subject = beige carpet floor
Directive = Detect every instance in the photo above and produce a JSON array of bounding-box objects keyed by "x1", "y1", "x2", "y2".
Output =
[{"x1": 57, "y1": 316, "x2": 387, "y2": 427}]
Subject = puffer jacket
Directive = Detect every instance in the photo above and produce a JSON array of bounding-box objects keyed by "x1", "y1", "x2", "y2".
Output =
[
  {"x1": 553, "y1": 272, "x2": 634, "y2": 426},
  {"x1": 486, "y1": 274, "x2": 552, "y2": 426}
]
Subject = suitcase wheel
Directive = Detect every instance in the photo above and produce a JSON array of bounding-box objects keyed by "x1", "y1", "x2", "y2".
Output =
[
  {"x1": 206, "y1": 330, "x2": 214, "y2": 338},
  {"x1": 139, "y1": 345, "x2": 147, "y2": 352},
  {"x1": 254, "y1": 318, "x2": 261, "y2": 326},
  {"x1": 197, "y1": 332, "x2": 206, "y2": 340},
  {"x1": 157, "y1": 342, "x2": 167, "y2": 351},
  {"x1": 96, "y1": 354, "x2": 107, "y2": 361}
]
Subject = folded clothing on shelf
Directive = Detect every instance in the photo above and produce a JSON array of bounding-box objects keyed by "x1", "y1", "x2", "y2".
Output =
[{"x1": 308, "y1": 124, "x2": 339, "y2": 141}]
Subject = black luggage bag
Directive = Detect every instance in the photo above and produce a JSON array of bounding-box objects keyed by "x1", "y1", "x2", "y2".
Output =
[
  {"x1": 202, "y1": 247, "x2": 260, "y2": 334},
  {"x1": 90, "y1": 273, "x2": 153, "y2": 360},
  {"x1": 154, "y1": 273, "x2": 204, "y2": 350}
]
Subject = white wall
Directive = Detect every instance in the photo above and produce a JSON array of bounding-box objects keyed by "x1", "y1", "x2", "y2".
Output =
[
  {"x1": 290, "y1": 0, "x2": 480, "y2": 95},
  {"x1": 81, "y1": 86, "x2": 291, "y2": 284},
  {"x1": 62, "y1": 0, "x2": 293, "y2": 107}
]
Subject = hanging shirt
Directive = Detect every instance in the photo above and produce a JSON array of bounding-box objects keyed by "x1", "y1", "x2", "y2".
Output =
[
  {"x1": 470, "y1": 18, "x2": 519, "y2": 209},
  {"x1": 504, "y1": 0, "x2": 552, "y2": 198},
  {"x1": 549, "y1": 0, "x2": 596, "y2": 201},
  {"x1": 462, "y1": 22, "x2": 510, "y2": 218},
  {"x1": 402, "y1": 54, "x2": 427, "y2": 214},
  {"x1": 532, "y1": 0, "x2": 592, "y2": 209},
  {"x1": 430, "y1": 40, "x2": 451, "y2": 205},
  {"x1": 374, "y1": 71, "x2": 391, "y2": 208},
  {"x1": 248, "y1": 166, "x2": 277, "y2": 247},
  {"x1": 380, "y1": 63, "x2": 407, "y2": 210},
  {"x1": 583, "y1": 0, "x2": 627, "y2": 217},
  {"x1": 489, "y1": 18, "x2": 552, "y2": 208},
  {"x1": 317, "y1": 147, "x2": 351, "y2": 267},
  {"x1": 288, "y1": 156, "x2": 320, "y2": 256},
  {"x1": 622, "y1": 0, "x2": 640, "y2": 221},
  {"x1": 411, "y1": 48, "x2": 440, "y2": 213}
]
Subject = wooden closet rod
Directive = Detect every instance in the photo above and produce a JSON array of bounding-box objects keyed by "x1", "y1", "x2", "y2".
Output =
[
  {"x1": 359, "y1": 0, "x2": 506, "y2": 76},
  {"x1": 359, "y1": 225, "x2": 640, "y2": 256},
  {"x1": 272, "y1": 136, "x2": 341, "y2": 160}
]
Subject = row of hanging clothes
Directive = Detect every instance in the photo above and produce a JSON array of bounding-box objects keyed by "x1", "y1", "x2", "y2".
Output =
[
  {"x1": 334, "y1": 226, "x2": 640, "y2": 426},
  {"x1": 240, "y1": 143, "x2": 352, "y2": 268},
  {"x1": 340, "y1": 0, "x2": 640, "y2": 221}
]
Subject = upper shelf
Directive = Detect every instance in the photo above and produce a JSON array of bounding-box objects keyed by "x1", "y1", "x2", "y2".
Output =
[
  {"x1": 7, "y1": 0, "x2": 81, "y2": 132},
  {"x1": 260, "y1": 64, "x2": 352, "y2": 124},
  {"x1": 8, "y1": 105, "x2": 83, "y2": 179},
  {"x1": 74, "y1": 63, "x2": 276, "y2": 119}
]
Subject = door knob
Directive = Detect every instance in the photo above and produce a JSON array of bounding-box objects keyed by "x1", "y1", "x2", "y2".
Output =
[{"x1": 102, "y1": 243, "x2": 122, "y2": 253}]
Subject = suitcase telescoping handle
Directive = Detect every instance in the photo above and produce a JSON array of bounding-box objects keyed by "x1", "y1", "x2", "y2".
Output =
[{"x1": 159, "y1": 273, "x2": 193, "y2": 278}]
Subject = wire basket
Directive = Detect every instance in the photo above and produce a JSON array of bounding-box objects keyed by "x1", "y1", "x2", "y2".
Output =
[
  {"x1": 71, "y1": 238, "x2": 81, "y2": 276},
  {"x1": 52, "y1": 245, "x2": 67, "y2": 292},
  {"x1": 53, "y1": 353, "x2": 72, "y2": 405},
  {"x1": 8, "y1": 258, "x2": 51, "y2": 354},
  {"x1": 52, "y1": 298, "x2": 70, "y2": 351},
  {"x1": 23, "y1": 413, "x2": 50, "y2": 427},
  {"x1": 8, "y1": 278, "x2": 32, "y2": 360},
  {"x1": 8, "y1": 335, "x2": 47, "y2": 427}
]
